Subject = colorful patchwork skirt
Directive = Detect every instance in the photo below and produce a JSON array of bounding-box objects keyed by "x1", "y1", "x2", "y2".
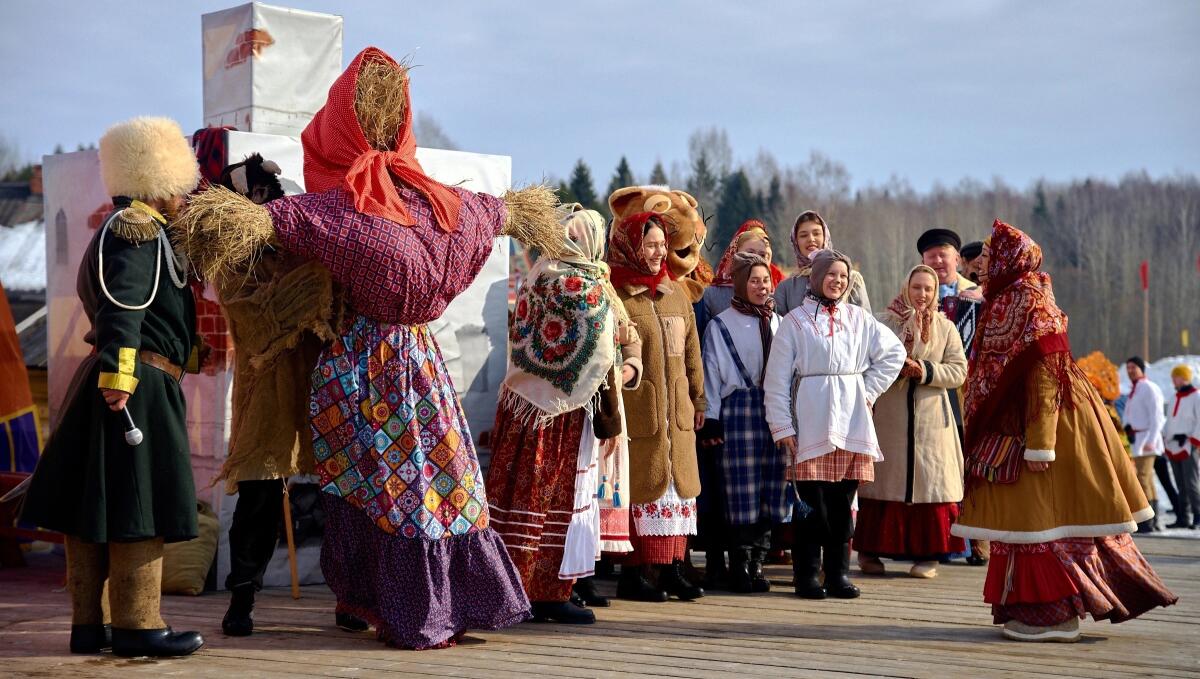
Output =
[{"x1": 310, "y1": 317, "x2": 529, "y2": 649}]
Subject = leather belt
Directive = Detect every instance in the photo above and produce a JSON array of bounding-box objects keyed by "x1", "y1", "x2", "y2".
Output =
[{"x1": 139, "y1": 350, "x2": 183, "y2": 382}]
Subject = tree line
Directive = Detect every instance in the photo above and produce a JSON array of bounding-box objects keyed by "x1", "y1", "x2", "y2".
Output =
[{"x1": 554, "y1": 127, "x2": 1200, "y2": 362}]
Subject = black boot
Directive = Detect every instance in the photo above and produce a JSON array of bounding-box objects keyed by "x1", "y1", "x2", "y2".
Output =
[
  {"x1": 530, "y1": 600, "x2": 596, "y2": 624},
  {"x1": 221, "y1": 583, "x2": 255, "y2": 636},
  {"x1": 659, "y1": 560, "x2": 705, "y2": 601},
  {"x1": 702, "y1": 549, "x2": 729, "y2": 590},
  {"x1": 616, "y1": 565, "x2": 669, "y2": 602},
  {"x1": 69, "y1": 624, "x2": 112, "y2": 654},
  {"x1": 823, "y1": 543, "x2": 860, "y2": 599},
  {"x1": 748, "y1": 551, "x2": 771, "y2": 593},
  {"x1": 336, "y1": 612, "x2": 369, "y2": 632},
  {"x1": 573, "y1": 576, "x2": 610, "y2": 607},
  {"x1": 792, "y1": 544, "x2": 826, "y2": 599},
  {"x1": 111, "y1": 628, "x2": 204, "y2": 657},
  {"x1": 727, "y1": 548, "x2": 753, "y2": 594}
]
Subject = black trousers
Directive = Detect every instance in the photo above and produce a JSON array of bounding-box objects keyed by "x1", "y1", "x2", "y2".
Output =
[
  {"x1": 791, "y1": 479, "x2": 858, "y2": 545},
  {"x1": 1154, "y1": 456, "x2": 1183, "y2": 517},
  {"x1": 225, "y1": 479, "x2": 284, "y2": 591},
  {"x1": 728, "y1": 521, "x2": 772, "y2": 556}
]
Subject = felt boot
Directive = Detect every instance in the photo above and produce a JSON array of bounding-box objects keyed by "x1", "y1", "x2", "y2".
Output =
[
  {"x1": 109, "y1": 539, "x2": 203, "y2": 657},
  {"x1": 573, "y1": 576, "x2": 610, "y2": 607},
  {"x1": 65, "y1": 536, "x2": 111, "y2": 653}
]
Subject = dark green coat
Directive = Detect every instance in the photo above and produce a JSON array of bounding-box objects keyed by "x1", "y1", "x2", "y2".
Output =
[{"x1": 22, "y1": 204, "x2": 198, "y2": 543}]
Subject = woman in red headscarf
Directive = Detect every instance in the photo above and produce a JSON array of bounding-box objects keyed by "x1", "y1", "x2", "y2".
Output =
[
  {"x1": 178, "y1": 47, "x2": 563, "y2": 650},
  {"x1": 607, "y1": 212, "x2": 708, "y2": 603},
  {"x1": 952, "y1": 221, "x2": 1176, "y2": 643}
]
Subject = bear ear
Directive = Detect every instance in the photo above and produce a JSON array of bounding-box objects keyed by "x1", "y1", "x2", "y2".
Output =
[
  {"x1": 607, "y1": 186, "x2": 645, "y2": 219},
  {"x1": 673, "y1": 190, "x2": 699, "y2": 210}
]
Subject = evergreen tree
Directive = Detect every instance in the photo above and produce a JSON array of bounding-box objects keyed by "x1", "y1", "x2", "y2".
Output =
[
  {"x1": 686, "y1": 150, "x2": 720, "y2": 226},
  {"x1": 606, "y1": 156, "x2": 636, "y2": 200},
  {"x1": 555, "y1": 180, "x2": 578, "y2": 205},
  {"x1": 714, "y1": 170, "x2": 757, "y2": 256},
  {"x1": 568, "y1": 159, "x2": 601, "y2": 212},
  {"x1": 649, "y1": 160, "x2": 669, "y2": 186},
  {"x1": 766, "y1": 175, "x2": 783, "y2": 217}
]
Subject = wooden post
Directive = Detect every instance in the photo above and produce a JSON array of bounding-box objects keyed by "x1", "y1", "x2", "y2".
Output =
[{"x1": 281, "y1": 480, "x2": 300, "y2": 600}]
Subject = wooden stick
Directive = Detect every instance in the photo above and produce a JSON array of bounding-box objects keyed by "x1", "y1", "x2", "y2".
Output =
[
  {"x1": 281, "y1": 480, "x2": 300, "y2": 600},
  {"x1": 1143, "y1": 286, "x2": 1150, "y2": 361}
]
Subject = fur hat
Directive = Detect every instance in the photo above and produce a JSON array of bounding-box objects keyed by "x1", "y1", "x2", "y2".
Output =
[
  {"x1": 1172, "y1": 364, "x2": 1193, "y2": 382},
  {"x1": 99, "y1": 117, "x2": 199, "y2": 201}
]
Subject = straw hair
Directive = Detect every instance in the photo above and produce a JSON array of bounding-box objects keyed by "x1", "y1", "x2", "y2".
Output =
[
  {"x1": 354, "y1": 57, "x2": 410, "y2": 152},
  {"x1": 502, "y1": 185, "x2": 566, "y2": 259},
  {"x1": 171, "y1": 185, "x2": 275, "y2": 282}
]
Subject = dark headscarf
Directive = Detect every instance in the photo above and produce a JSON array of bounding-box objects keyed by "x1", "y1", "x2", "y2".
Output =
[
  {"x1": 730, "y1": 252, "x2": 776, "y2": 378},
  {"x1": 806, "y1": 249, "x2": 854, "y2": 308}
]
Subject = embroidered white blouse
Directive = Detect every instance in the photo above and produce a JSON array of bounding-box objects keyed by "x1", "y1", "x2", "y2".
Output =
[{"x1": 763, "y1": 298, "x2": 905, "y2": 464}]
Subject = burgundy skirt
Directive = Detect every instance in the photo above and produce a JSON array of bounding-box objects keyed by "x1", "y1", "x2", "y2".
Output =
[{"x1": 853, "y1": 499, "x2": 965, "y2": 560}]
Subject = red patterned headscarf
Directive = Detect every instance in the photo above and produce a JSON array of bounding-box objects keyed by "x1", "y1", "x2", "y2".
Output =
[
  {"x1": 606, "y1": 212, "x2": 674, "y2": 291},
  {"x1": 711, "y1": 220, "x2": 786, "y2": 288},
  {"x1": 963, "y1": 220, "x2": 1072, "y2": 483},
  {"x1": 301, "y1": 47, "x2": 463, "y2": 232}
]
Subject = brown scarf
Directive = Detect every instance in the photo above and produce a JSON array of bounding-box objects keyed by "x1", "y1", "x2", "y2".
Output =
[{"x1": 730, "y1": 252, "x2": 776, "y2": 380}]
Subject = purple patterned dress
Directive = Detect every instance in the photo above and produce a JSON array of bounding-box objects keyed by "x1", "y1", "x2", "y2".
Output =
[{"x1": 267, "y1": 184, "x2": 530, "y2": 649}]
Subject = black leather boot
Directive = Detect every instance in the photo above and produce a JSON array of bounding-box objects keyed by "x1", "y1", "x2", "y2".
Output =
[
  {"x1": 111, "y1": 627, "x2": 204, "y2": 657},
  {"x1": 823, "y1": 543, "x2": 860, "y2": 599},
  {"x1": 221, "y1": 583, "x2": 255, "y2": 636},
  {"x1": 336, "y1": 612, "x2": 370, "y2": 632},
  {"x1": 69, "y1": 624, "x2": 112, "y2": 653},
  {"x1": 659, "y1": 561, "x2": 705, "y2": 601},
  {"x1": 616, "y1": 565, "x2": 669, "y2": 602},
  {"x1": 573, "y1": 576, "x2": 610, "y2": 607},
  {"x1": 792, "y1": 544, "x2": 826, "y2": 599},
  {"x1": 530, "y1": 600, "x2": 596, "y2": 624},
  {"x1": 748, "y1": 551, "x2": 771, "y2": 593},
  {"x1": 727, "y1": 548, "x2": 753, "y2": 594}
]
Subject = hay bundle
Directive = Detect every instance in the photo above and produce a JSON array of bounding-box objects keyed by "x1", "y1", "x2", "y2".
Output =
[
  {"x1": 502, "y1": 185, "x2": 566, "y2": 259},
  {"x1": 355, "y1": 57, "x2": 410, "y2": 152},
  {"x1": 172, "y1": 185, "x2": 275, "y2": 282}
]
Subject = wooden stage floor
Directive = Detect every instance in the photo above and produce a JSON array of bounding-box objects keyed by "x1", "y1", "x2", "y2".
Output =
[{"x1": 1, "y1": 537, "x2": 1196, "y2": 678}]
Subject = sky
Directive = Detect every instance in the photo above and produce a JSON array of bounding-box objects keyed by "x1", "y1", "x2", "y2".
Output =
[{"x1": 1, "y1": 1, "x2": 1197, "y2": 191}]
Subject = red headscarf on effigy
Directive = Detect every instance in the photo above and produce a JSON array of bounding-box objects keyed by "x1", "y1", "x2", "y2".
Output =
[
  {"x1": 962, "y1": 220, "x2": 1072, "y2": 483},
  {"x1": 301, "y1": 46, "x2": 462, "y2": 233}
]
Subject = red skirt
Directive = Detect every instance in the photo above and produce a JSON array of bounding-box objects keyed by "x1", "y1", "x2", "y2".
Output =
[
  {"x1": 853, "y1": 499, "x2": 965, "y2": 560},
  {"x1": 984, "y1": 535, "x2": 1177, "y2": 627},
  {"x1": 624, "y1": 519, "x2": 688, "y2": 565},
  {"x1": 485, "y1": 405, "x2": 585, "y2": 603}
]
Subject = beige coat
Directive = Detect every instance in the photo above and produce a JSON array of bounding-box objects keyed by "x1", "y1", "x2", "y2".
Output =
[
  {"x1": 618, "y1": 280, "x2": 705, "y2": 504},
  {"x1": 861, "y1": 312, "x2": 967, "y2": 504}
]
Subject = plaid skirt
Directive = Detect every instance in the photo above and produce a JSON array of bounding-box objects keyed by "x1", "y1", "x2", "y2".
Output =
[{"x1": 721, "y1": 388, "x2": 794, "y2": 526}]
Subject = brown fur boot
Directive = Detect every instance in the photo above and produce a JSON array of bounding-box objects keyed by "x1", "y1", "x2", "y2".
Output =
[
  {"x1": 109, "y1": 539, "x2": 203, "y2": 657},
  {"x1": 65, "y1": 536, "x2": 111, "y2": 653}
]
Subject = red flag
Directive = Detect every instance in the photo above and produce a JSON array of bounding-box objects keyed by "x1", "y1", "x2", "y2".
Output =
[{"x1": 1139, "y1": 260, "x2": 1149, "y2": 291}]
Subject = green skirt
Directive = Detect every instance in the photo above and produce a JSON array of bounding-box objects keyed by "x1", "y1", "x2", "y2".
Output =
[{"x1": 21, "y1": 354, "x2": 198, "y2": 543}]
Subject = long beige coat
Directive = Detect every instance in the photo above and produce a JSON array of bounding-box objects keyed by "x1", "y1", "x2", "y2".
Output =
[
  {"x1": 860, "y1": 312, "x2": 967, "y2": 504},
  {"x1": 618, "y1": 280, "x2": 705, "y2": 504}
]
